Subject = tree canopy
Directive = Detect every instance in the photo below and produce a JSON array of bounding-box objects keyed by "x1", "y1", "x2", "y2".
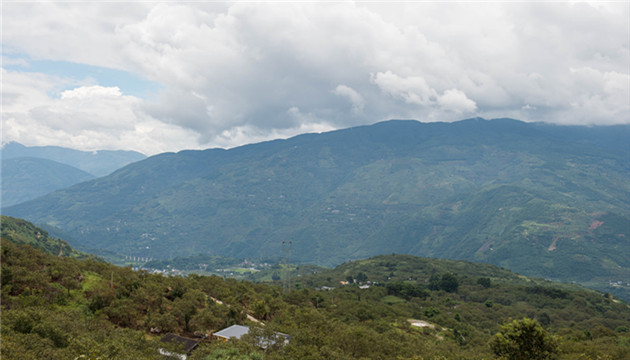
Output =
[{"x1": 490, "y1": 318, "x2": 559, "y2": 360}]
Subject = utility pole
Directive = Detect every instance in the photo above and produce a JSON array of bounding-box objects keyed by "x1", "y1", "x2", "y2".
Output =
[{"x1": 282, "y1": 241, "x2": 293, "y2": 293}]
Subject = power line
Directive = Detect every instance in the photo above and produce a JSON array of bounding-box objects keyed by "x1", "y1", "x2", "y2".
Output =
[{"x1": 282, "y1": 240, "x2": 292, "y2": 293}]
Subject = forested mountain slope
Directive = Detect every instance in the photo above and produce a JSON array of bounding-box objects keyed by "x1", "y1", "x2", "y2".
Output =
[
  {"x1": 1, "y1": 158, "x2": 95, "y2": 207},
  {"x1": 1, "y1": 218, "x2": 629, "y2": 359},
  {"x1": 4, "y1": 118, "x2": 630, "y2": 299},
  {"x1": 0, "y1": 216, "x2": 99, "y2": 261}
]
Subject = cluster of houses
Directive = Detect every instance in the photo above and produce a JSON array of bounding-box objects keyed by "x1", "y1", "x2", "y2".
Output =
[
  {"x1": 158, "y1": 324, "x2": 291, "y2": 359},
  {"x1": 608, "y1": 280, "x2": 629, "y2": 288},
  {"x1": 141, "y1": 258, "x2": 273, "y2": 278}
]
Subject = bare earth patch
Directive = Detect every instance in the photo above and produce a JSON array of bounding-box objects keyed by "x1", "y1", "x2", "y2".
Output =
[{"x1": 589, "y1": 220, "x2": 604, "y2": 230}]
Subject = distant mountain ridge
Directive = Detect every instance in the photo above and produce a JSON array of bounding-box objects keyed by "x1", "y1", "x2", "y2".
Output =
[
  {"x1": 1, "y1": 157, "x2": 95, "y2": 207},
  {"x1": 1, "y1": 142, "x2": 146, "y2": 206},
  {"x1": 3, "y1": 118, "x2": 630, "y2": 299},
  {"x1": 1, "y1": 142, "x2": 146, "y2": 177}
]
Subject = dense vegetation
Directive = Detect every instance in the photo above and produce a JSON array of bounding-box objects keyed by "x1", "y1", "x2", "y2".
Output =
[
  {"x1": 0, "y1": 216, "x2": 98, "y2": 261},
  {"x1": 2, "y1": 218, "x2": 630, "y2": 359},
  {"x1": 4, "y1": 119, "x2": 629, "y2": 301}
]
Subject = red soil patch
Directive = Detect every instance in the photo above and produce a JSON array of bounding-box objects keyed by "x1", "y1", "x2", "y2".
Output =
[{"x1": 589, "y1": 220, "x2": 604, "y2": 230}]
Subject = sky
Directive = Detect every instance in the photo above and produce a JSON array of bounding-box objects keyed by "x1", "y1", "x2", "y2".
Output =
[{"x1": 2, "y1": 1, "x2": 629, "y2": 155}]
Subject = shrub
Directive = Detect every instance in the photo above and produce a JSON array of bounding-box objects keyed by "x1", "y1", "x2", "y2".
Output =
[{"x1": 489, "y1": 318, "x2": 558, "y2": 360}]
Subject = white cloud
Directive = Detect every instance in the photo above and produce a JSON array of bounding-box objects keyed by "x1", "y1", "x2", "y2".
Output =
[
  {"x1": 371, "y1": 72, "x2": 476, "y2": 115},
  {"x1": 213, "y1": 107, "x2": 336, "y2": 149},
  {"x1": 1, "y1": 71, "x2": 199, "y2": 155},
  {"x1": 371, "y1": 71, "x2": 437, "y2": 106},
  {"x1": 333, "y1": 85, "x2": 365, "y2": 115},
  {"x1": 60, "y1": 86, "x2": 123, "y2": 100},
  {"x1": 438, "y1": 89, "x2": 478, "y2": 114},
  {"x1": 32, "y1": 85, "x2": 139, "y2": 132},
  {"x1": 1, "y1": 56, "x2": 30, "y2": 67},
  {"x1": 1, "y1": 2, "x2": 628, "y2": 154},
  {"x1": 563, "y1": 67, "x2": 630, "y2": 124}
]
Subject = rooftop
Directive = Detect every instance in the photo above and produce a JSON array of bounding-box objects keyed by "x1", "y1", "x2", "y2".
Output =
[
  {"x1": 160, "y1": 333, "x2": 200, "y2": 354},
  {"x1": 213, "y1": 324, "x2": 251, "y2": 340}
]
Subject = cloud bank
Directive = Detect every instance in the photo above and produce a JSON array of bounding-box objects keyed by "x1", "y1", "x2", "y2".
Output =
[{"x1": 2, "y1": 2, "x2": 628, "y2": 154}]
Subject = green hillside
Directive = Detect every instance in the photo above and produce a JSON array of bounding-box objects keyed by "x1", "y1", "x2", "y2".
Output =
[
  {"x1": 2, "y1": 219, "x2": 630, "y2": 359},
  {"x1": 0, "y1": 216, "x2": 99, "y2": 261},
  {"x1": 3, "y1": 118, "x2": 630, "y2": 299},
  {"x1": 1, "y1": 157, "x2": 95, "y2": 207}
]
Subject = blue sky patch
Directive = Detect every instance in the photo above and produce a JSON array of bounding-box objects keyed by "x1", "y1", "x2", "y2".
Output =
[{"x1": 3, "y1": 54, "x2": 161, "y2": 99}]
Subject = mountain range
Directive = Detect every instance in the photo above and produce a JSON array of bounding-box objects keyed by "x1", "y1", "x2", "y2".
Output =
[
  {"x1": 3, "y1": 118, "x2": 629, "y2": 299},
  {"x1": 1, "y1": 142, "x2": 146, "y2": 177},
  {"x1": 1, "y1": 157, "x2": 95, "y2": 207},
  {"x1": 1, "y1": 142, "x2": 146, "y2": 206}
]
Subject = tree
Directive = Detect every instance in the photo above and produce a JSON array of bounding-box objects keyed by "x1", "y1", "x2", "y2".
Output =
[
  {"x1": 477, "y1": 277, "x2": 492, "y2": 288},
  {"x1": 205, "y1": 348, "x2": 263, "y2": 360},
  {"x1": 356, "y1": 272, "x2": 368, "y2": 283},
  {"x1": 172, "y1": 289, "x2": 205, "y2": 332},
  {"x1": 104, "y1": 298, "x2": 139, "y2": 328},
  {"x1": 489, "y1": 318, "x2": 558, "y2": 360},
  {"x1": 439, "y1": 273, "x2": 459, "y2": 293},
  {"x1": 252, "y1": 299, "x2": 271, "y2": 320},
  {"x1": 190, "y1": 306, "x2": 225, "y2": 332},
  {"x1": 428, "y1": 274, "x2": 441, "y2": 291}
]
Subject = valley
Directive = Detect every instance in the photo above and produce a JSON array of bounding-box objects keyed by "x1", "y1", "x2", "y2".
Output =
[{"x1": 3, "y1": 118, "x2": 629, "y2": 301}]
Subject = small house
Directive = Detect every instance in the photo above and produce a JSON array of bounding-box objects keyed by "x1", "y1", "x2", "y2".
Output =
[
  {"x1": 159, "y1": 333, "x2": 200, "y2": 360},
  {"x1": 213, "y1": 324, "x2": 251, "y2": 342},
  {"x1": 213, "y1": 324, "x2": 292, "y2": 349}
]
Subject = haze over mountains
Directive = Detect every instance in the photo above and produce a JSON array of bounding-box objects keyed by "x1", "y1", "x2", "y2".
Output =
[
  {"x1": 3, "y1": 118, "x2": 629, "y2": 299},
  {"x1": 1, "y1": 157, "x2": 95, "y2": 207},
  {"x1": 1, "y1": 142, "x2": 146, "y2": 177},
  {"x1": 1, "y1": 142, "x2": 146, "y2": 207}
]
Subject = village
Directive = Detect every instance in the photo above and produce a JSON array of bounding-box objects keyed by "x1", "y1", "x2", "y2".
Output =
[{"x1": 138, "y1": 258, "x2": 273, "y2": 279}]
